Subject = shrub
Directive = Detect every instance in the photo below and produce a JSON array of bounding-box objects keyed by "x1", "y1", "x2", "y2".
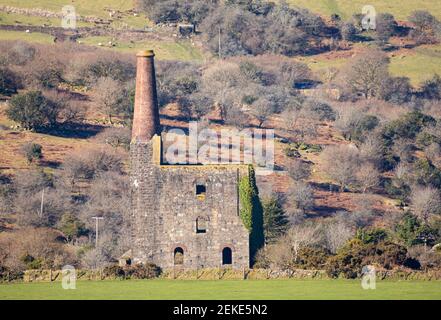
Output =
[
  {"x1": 6, "y1": 91, "x2": 61, "y2": 130},
  {"x1": 304, "y1": 99, "x2": 336, "y2": 121},
  {"x1": 325, "y1": 239, "x2": 369, "y2": 279},
  {"x1": 408, "y1": 10, "x2": 440, "y2": 44},
  {"x1": 326, "y1": 238, "x2": 407, "y2": 278},
  {"x1": 396, "y1": 212, "x2": 422, "y2": 246},
  {"x1": 396, "y1": 212, "x2": 440, "y2": 247},
  {"x1": 96, "y1": 127, "x2": 131, "y2": 150},
  {"x1": 87, "y1": 58, "x2": 135, "y2": 84},
  {"x1": 284, "y1": 145, "x2": 301, "y2": 158},
  {"x1": 356, "y1": 228, "x2": 388, "y2": 244},
  {"x1": 407, "y1": 245, "x2": 441, "y2": 270},
  {"x1": 124, "y1": 263, "x2": 161, "y2": 279},
  {"x1": 420, "y1": 74, "x2": 441, "y2": 100},
  {"x1": 21, "y1": 142, "x2": 43, "y2": 163},
  {"x1": 375, "y1": 13, "x2": 398, "y2": 43},
  {"x1": 371, "y1": 241, "x2": 407, "y2": 269},
  {"x1": 295, "y1": 247, "x2": 331, "y2": 270},
  {"x1": 58, "y1": 213, "x2": 87, "y2": 243},
  {"x1": 351, "y1": 115, "x2": 380, "y2": 142},
  {"x1": 383, "y1": 179, "x2": 411, "y2": 202},
  {"x1": 340, "y1": 21, "x2": 357, "y2": 41},
  {"x1": 0, "y1": 228, "x2": 77, "y2": 271},
  {"x1": 62, "y1": 149, "x2": 123, "y2": 185},
  {"x1": 103, "y1": 265, "x2": 125, "y2": 279},
  {"x1": 382, "y1": 111, "x2": 435, "y2": 146},
  {"x1": 0, "y1": 266, "x2": 24, "y2": 282},
  {"x1": 0, "y1": 67, "x2": 21, "y2": 96},
  {"x1": 415, "y1": 158, "x2": 441, "y2": 188},
  {"x1": 2, "y1": 41, "x2": 36, "y2": 66},
  {"x1": 286, "y1": 158, "x2": 312, "y2": 181},
  {"x1": 380, "y1": 77, "x2": 412, "y2": 104},
  {"x1": 416, "y1": 131, "x2": 435, "y2": 147},
  {"x1": 0, "y1": 174, "x2": 14, "y2": 215}
]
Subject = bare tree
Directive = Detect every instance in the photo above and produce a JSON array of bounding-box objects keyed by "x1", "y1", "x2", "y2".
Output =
[
  {"x1": 61, "y1": 148, "x2": 123, "y2": 187},
  {"x1": 259, "y1": 241, "x2": 294, "y2": 270},
  {"x1": 200, "y1": 62, "x2": 244, "y2": 122},
  {"x1": 91, "y1": 77, "x2": 126, "y2": 124},
  {"x1": 287, "y1": 181, "x2": 314, "y2": 215},
  {"x1": 81, "y1": 247, "x2": 109, "y2": 269},
  {"x1": 256, "y1": 223, "x2": 320, "y2": 269},
  {"x1": 251, "y1": 97, "x2": 275, "y2": 128},
  {"x1": 359, "y1": 134, "x2": 384, "y2": 166},
  {"x1": 341, "y1": 49, "x2": 390, "y2": 99},
  {"x1": 286, "y1": 224, "x2": 320, "y2": 262},
  {"x1": 321, "y1": 144, "x2": 359, "y2": 191},
  {"x1": 286, "y1": 158, "x2": 312, "y2": 181},
  {"x1": 81, "y1": 171, "x2": 130, "y2": 261},
  {"x1": 392, "y1": 138, "x2": 414, "y2": 163},
  {"x1": 334, "y1": 106, "x2": 363, "y2": 140},
  {"x1": 424, "y1": 143, "x2": 441, "y2": 167},
  {"x1": 281, "y1": 106, "x2": 302, "y2": 133},
  {"x1": 281, "y1": 105, "x2": 319, "y2": 140},
  {"x1": 410, "y1": 185, "x2": 441, "y2": 223},
  {"x1": 0, "y1": 228, "x2": 77, "y2": 271},
  {"x1": 356, "y1": 162, "x2": 380, "y2": 193},
  {"x1": 325, "y1": 221, "x2": 353, "y2": 253}
]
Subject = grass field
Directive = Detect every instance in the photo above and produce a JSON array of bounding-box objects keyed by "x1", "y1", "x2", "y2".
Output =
[
  {"x1": 0, "y1": 29, "x2": 54, "y2": 43},
  {"x1": 1, "y1": 279, "x2": 441, "y2": 300},
  {"x1": 0, "y1": 0, "x2": 133, "y2": 18},
  {"x1": 0, "y1": 1, "x2": 150, "y2": 29},
  {"x1": 3, "y1": 0, "x2": 439, "y2": 21},
  {"x1": 81, "y1": 36, "x2": 203, "y2": 61},
  {"x1": 287, "y1": 0, "x2": 441, "y2": 20},
  {"x1": 300, "y1": 41, "x2": 441, "y2": 87},
  {"x1": 390, "y1": 44, "x2": 441, "y2": 85}
]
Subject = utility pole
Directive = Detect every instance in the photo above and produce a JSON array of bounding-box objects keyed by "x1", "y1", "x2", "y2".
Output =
[
  {"x1": 39, "y1": 188, "x2": 45, "y2": 218},
  {"x1": 91, "y1": 216, "x2": 104, "y2": 247},
  {"x1": 218, "y1": 26, "x2": 222, "y2": 59}
]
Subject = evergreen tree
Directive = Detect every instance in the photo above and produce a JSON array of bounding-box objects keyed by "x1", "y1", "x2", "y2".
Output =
[{"x1": 262, "y1": 195, "x2": 288, "y2": 244}]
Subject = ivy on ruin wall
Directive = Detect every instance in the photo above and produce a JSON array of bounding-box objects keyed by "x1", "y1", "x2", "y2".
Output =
[{"x1": 238, "y1": 165, "x2": 264, "y2": 265}]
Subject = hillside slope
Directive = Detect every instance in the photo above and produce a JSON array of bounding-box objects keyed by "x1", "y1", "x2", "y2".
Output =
[{"x1": 287, "y1": 0, "x2": 441, "y2": 20}]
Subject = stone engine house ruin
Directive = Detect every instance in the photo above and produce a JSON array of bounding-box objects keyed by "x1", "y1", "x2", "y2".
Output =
[{"x1": 129, "y1": 50, "x2": 252, "y2": 269}]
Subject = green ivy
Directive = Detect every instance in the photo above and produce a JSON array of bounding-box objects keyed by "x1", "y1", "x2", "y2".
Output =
[
  {"x1": 238, "y1": 165, "x2": 264, "y2": 265},
  {"x1": 239, "y1": 168, "x2": 254, "y2": 232}
]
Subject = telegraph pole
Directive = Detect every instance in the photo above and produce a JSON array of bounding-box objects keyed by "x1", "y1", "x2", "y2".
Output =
[
  {"x1": 218, "y1": 26, "x2": 222, "y2": 59},
  {"x1": 91, "y1": 216, "x2": 104, "y2": 247},
  {"x1": 39, "y1": 188, "x2": 45, "y2": 218}
]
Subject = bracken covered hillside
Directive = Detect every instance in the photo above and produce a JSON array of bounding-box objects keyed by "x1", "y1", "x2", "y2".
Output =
[{"x1": 1, "y1": 0, "x2": 441, "y2": 278}]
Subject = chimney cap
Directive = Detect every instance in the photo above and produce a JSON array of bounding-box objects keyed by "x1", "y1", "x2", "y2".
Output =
[{"x1": 137, "y1": 50, "x2": 155, "y2": 57}]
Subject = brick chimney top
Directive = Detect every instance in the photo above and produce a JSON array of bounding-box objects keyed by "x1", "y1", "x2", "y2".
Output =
[
  {"x1": 131, "y1": 50, "x2": 160, "y2": 143},
  {"x1": 137, "y1": 50, "x2": 155, "y2": 57}
]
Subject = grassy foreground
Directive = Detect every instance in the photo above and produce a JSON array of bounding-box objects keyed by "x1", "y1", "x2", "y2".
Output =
[{"x1": 0, "y1": 279, "x2": 440, "y2": 300}]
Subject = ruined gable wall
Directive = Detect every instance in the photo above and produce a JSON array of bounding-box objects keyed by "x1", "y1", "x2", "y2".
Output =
[{"x1": 130, "y1": 140, "x2": 250, "y2": 269}]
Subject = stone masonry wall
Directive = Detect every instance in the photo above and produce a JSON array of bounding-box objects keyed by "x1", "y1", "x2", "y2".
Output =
[{"x1": 130, "y1": 140, "x2": 250, "y2": 269}]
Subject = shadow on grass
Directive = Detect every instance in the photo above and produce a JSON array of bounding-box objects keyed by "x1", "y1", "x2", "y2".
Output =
[{"x1": 39, "y1": 123, "x2": 106, "y2": 139}]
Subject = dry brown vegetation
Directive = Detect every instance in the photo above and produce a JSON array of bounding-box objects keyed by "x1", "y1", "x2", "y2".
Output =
[{"x1": 1, "y1": 2, "x2": 441, "y2": 276}]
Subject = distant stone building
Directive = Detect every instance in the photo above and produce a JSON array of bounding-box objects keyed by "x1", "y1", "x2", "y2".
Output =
[{"x1": 129, "y1": 50, "x2": 260, "y2": 270}]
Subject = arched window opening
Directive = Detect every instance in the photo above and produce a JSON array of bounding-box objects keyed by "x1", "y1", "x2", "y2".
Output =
[
  {"x1": 222, "y1": 247, "x2": 232, "y2": 265},
  {"x1": 174, "y1": 247, "x2": 184, "y2": 265},
  {"x1": 196, "y1": 217, "x2": 207, "y2": 234}
]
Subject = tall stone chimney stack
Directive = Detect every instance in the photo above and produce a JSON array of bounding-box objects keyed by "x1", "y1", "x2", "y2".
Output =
[{"x1": 131, "y1": 50, "x2": 160, "y2": 142}]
